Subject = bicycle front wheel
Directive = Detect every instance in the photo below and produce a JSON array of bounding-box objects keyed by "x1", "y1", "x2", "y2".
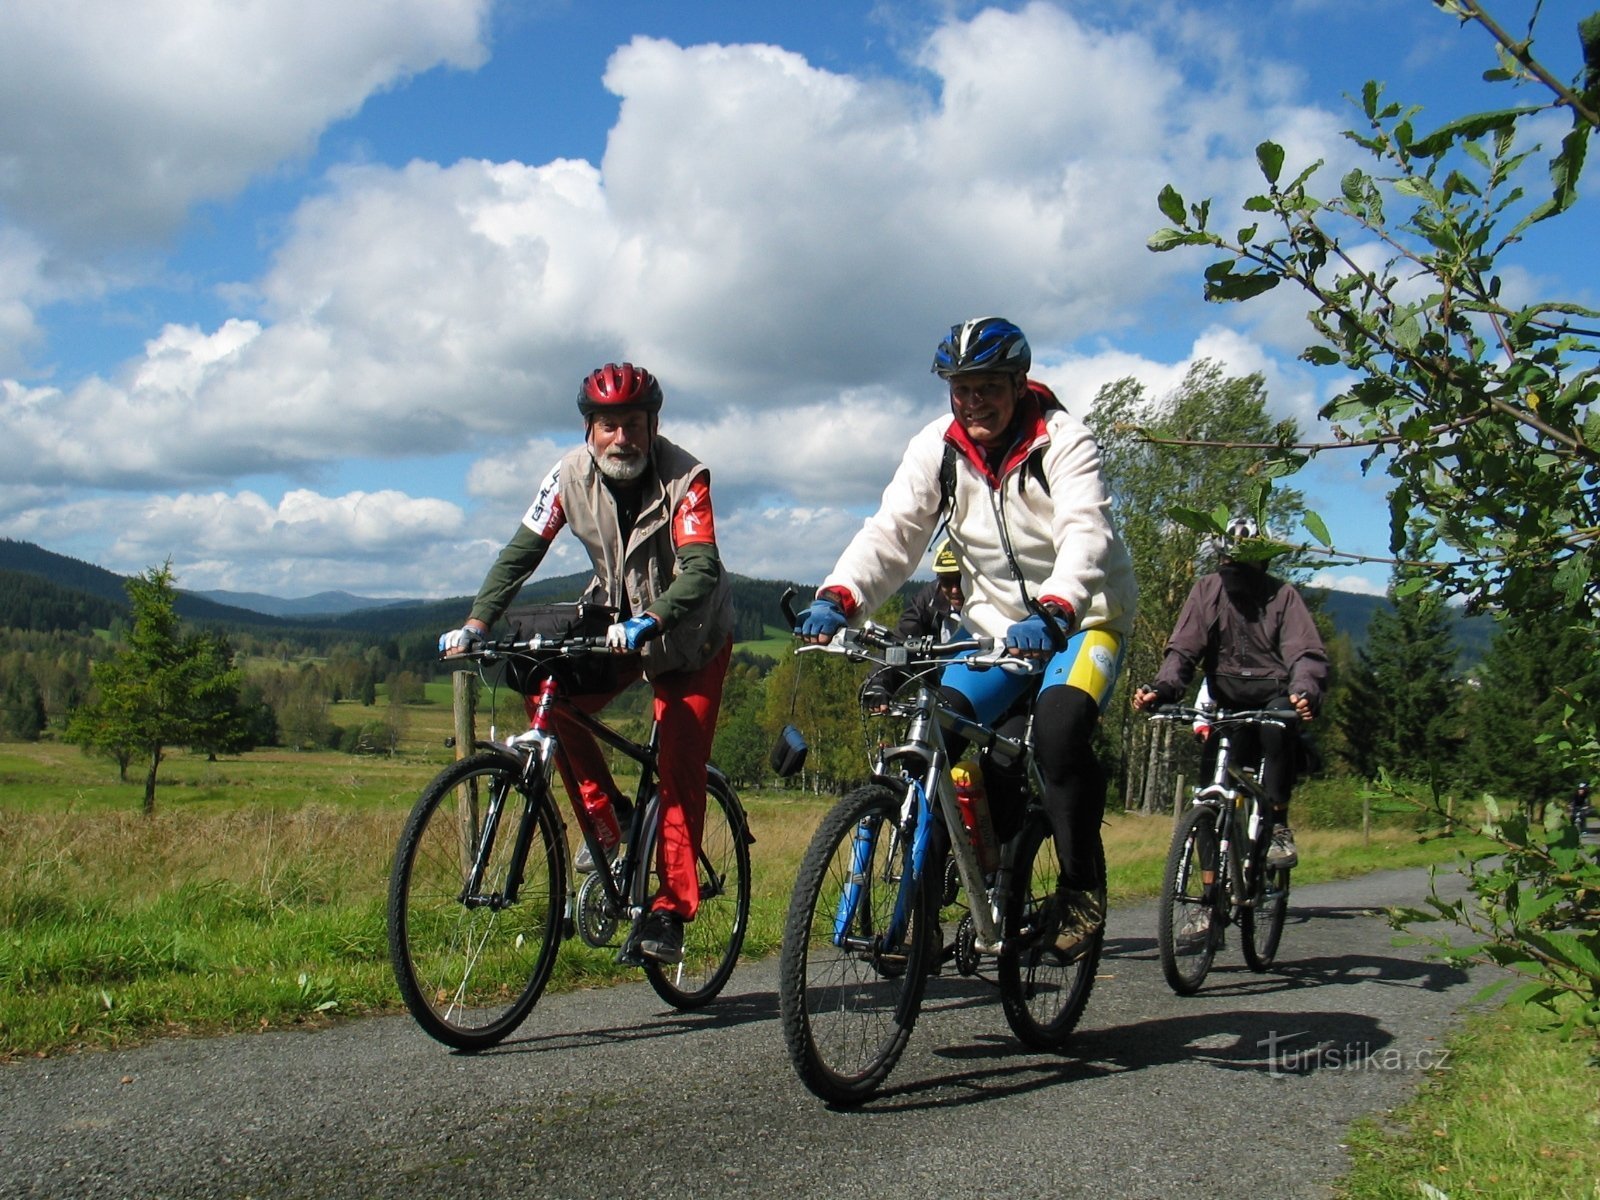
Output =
[
  {"x1": 778, "y1": 782, "x2": 936, "y2": 1105},
  {"x1": 1241, "y1": 863, "x2": 1290, "y2": 972},
  {"x1": 643, "y1": 769, "x2": 753, "y2": 1009},
  {"x1": 387, "y1": 751, "x2": 565, "y2": 1050},
  {"x1": 1157, "y1": 805, "x2": 1221, "y2": 996},
  {"x1": 998, "y1": 812, "x2": 1104, "y2": 1050}
]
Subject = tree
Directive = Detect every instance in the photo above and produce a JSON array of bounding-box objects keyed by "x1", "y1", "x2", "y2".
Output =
[
  {"x1": 1339, "y1": 558, "x2": 1464, "y2": 783},
  {"x1": 1459, "y1": 593, "x2": 1599, "y2": 813},
  {"x1": 1085, "y1": 360, "x2": 1309, "y2": 811},
  {"x1": 0, "y1": 670, "x2": 47, "y2": 741},
  {"x1": 1148, "y1": 2, "x2": 1600, "y2": 1036},
  {"x1": 64, "y1": 563, "x2": 249, "y2": 813}
]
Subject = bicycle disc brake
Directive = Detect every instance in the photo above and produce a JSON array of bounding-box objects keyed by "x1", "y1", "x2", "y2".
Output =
[{"x1": 576, "y1": 871, "x2": 620, "y2": 948}]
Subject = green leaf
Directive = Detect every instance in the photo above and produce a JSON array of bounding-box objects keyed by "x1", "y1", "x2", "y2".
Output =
[
  {"x1": 1301, "y1": 345, "x2": 1342, "y2": 367},
  {"x1": 1256, "y1": 141, "x2": 1285, "y2": 185},
  {"x1": 1409, "y1": 106, "x2": 1541, "y2": 157},
  {"x1": 1158, "y1": 183, "x2": 1186, "y2": 224},
  {"x1": 1303, "y1": 510, "x2": 1331, "y2": 546},
  {"x1": 1147, "y1": 228, "x2": 1193, "y2": 252},
  {"x1": 1394, "y1": 576, "x2": 1430, "y2": 599},
  {"x1": 1166, "y1": 506, "x2": 1225, "y2": 537}
]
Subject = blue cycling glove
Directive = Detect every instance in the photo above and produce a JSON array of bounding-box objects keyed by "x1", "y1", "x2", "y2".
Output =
[
  {"x1": 606, "y1": 614, "x2": 660, "y2": 651},
  {"x1": 1003, "y1": 613, "x2": 1056, "y2": 654},
  {"x1": 796, "y1": 596, "x2": 847, "y2": 639}
]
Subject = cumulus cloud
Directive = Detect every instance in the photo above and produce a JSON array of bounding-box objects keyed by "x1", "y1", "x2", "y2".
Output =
[
  {"x1": 0, "y1": 0, "x2": 491, "y2": 249},
  {"x1": 0, "y1": 3, "x2": 1434, "y2": 594}
]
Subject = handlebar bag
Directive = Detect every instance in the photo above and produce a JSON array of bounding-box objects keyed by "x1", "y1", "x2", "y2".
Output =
[{"x1": 501, "y1": 602, "x2": 620, "y2": 695}]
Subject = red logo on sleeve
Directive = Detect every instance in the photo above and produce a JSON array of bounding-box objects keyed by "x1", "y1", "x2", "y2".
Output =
[{"x1": 672, "y1": 476, "x2": 716, "y2": 546}]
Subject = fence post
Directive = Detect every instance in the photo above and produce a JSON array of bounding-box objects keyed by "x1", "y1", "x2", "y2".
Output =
[
  {"x1": 452, "y1": 671, "x2": 478, "y2": 868},
  {"x1": 1172, "y1": 773, "x2": 1186, "y2": 825},
  {"x1": 1362, "y1": 792, "x2": 1371, "y2": 847}
]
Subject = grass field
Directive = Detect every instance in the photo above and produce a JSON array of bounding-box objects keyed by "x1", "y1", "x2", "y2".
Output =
[
  {"x1": 0, "y1": 724, "x2": 1486, "y2": 1060},
  {"x1": 5, "y1": 728, "x2": 1595, "y2": 1194}
]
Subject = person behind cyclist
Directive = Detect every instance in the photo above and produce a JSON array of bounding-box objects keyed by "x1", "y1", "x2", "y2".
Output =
[
  {"x1": 1131, "y1": 514, "x2": 1329, "y2": 870},
  {"x1": 1572, "y1": 780, "x2": 1594, "y2": 829},
  {"x1": 795, "y1": 316, "x2": 1138, "y2": 956},
  {"x1": 899, "y1": 538, "x2": 967, "y2": 642},
  {"x1": 860, "y1": 539, "x2": 968, "y2": 714},
  {"x1": 439, "y1": 362, "x2": 733, "y2": 966}
]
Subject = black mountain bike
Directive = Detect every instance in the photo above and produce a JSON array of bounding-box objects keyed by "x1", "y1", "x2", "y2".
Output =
[
  {"x1": 387, "y1": 633, "x2": 753, "y2": 1050},
  {"x1": 778, "y1": 603, "x2": 1099, "y2": 1105},
  {"x1": 1147, "y1": 704, "x2": 1294, "y2": 995}
]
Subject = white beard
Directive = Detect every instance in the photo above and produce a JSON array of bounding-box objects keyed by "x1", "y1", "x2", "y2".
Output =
[{"x1": 593, "y1": 447, "x2": 648, "y2": 482}]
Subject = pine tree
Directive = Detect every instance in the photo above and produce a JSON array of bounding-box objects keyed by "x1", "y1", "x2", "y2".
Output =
[
  {"x1": 1339, "y1": 573, "x2": 1462, "y2": 783},
  {"x1": 64, "y1": 563, "x2": 250, "y2": 813}
]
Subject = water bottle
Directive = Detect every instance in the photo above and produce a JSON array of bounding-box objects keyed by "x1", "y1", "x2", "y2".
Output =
[
  {"x1": 951, "y1": 759, "x2": 999, "y2": 873},
  {"x1": 581, "y1": 786, "x2": 623, "y2": 850}
]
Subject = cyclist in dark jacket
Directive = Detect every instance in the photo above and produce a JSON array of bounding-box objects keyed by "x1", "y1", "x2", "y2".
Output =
[
  {"x1": 1132, "y1": 515, "x2": 1328, "y2": 869},
  {"x1": 897, "y1": 539, "x2": 966, "y2": 641}
]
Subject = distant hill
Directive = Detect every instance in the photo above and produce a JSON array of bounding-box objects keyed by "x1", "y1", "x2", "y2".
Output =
[
  {"x1": 193, "y1": 588, "x2": 415, "y2": 618},
  {"x1": 0, "y1": 537, "x2": 1495, "y2": 664},
  {"x1": 1308, "y1": 586, "x2": 1493, "y2": 666},
  {"x1": 0, "y1": 538, "x2": 303, "y2": 630}
]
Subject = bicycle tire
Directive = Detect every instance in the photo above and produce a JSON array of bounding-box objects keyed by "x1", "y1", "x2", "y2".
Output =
[
  {"x1": 997, "y1": 812, "x2": 1103, "y2": 1050},
  {"x1": 387, "y1": 751, "x2": 565, "y2": 1050},
  {"x1": 1157, "y1": 805, "x2": 1221, "y2": 996},
  {"x1": 778, "y1": 782, "x2": 936, "y2": 1105},
  {"x1": 1241, "y1": 864, "x2": 1290, "y2": 972},
  {"x1": 643, "y1": 769, "x2": 753, "y2": 1008}
]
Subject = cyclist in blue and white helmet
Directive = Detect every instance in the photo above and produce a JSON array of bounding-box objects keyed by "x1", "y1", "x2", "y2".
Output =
[
  {"x1": 932, "y1": 316, "x2": 1032, "y2": 379},
  {"x1": 796, "y1": 315, "x2": 1138, "y2": 959}
]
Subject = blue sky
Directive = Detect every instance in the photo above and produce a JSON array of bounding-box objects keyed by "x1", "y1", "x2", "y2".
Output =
[{"x1": 0, "y1": 0, "x2": 1592, "y2": 602}]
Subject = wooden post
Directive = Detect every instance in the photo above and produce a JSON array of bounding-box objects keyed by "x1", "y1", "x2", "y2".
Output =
[
  {"x1": 453, "y1": 671, "x2": 478, "y2": 868},
  {"x1": 1172, "y1": 773, "x2": 1186, "y2": 825},
  {"x1": 1362, "y1": 792, "x2": 1371, "y2": 847}
]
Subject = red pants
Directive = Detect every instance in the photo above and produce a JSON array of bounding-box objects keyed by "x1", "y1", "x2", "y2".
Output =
[{"x1": 529, "y1": 638, "x2": 731, "y2": 920}]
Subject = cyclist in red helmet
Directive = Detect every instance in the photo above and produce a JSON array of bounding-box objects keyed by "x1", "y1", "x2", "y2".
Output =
[{"x1": 441, "y1": 362, "x2": 733, "y2": 966}]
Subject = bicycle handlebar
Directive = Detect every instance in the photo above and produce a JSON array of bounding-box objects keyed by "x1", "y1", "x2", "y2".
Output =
[
  {"x1": 779, "y1": 587, "x2": 1038, "y2": 675},
  {"x1": 1145, "y1": 704, "x2": 1295, "y2": 729},
  {"x1": 438, "y1": 633, "x2": 637, "y2": 665}
]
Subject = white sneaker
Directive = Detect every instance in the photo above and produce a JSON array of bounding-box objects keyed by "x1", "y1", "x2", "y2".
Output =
[
  {"x1": 1267, "y1": 825, "x2": 1299, "y2": 869},
  {"x1": 575, "y1": 840, "x2": 622, "y2": 874},
  {"x1": 1177, "y1": 906, "x2": 1212, "y2": 952}
]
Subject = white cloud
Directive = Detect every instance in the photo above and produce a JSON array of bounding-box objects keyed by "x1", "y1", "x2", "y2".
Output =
[
  {"x1": 1309, "y1": 569, "x2": 1388, "y2": 598},
  {"x1": 0, "y1": 3, "x2": 1460, "y2": 595},
  {"x1": 0, "y1": 0, "x2": 491, "y2": 249}
]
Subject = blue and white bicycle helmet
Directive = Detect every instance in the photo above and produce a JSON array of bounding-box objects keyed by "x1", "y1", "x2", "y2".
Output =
[{"x1": 932, "y1": 317, "x2": 1031, "y2": 378}]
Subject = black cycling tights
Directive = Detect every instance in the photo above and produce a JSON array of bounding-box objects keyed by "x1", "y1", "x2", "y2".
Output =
[{"x1": 940, "y1": 683, "x2": 1106, "y2": 894}]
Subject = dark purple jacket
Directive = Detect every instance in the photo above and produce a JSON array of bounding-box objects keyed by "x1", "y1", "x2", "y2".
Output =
[{"x1": 1151, "y1": 566, "x2": 1329, "y2": 712}]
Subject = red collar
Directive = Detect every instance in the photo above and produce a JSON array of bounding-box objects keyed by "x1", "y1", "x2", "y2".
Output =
[{"x1": 943, "y1": 387, "x2": 1051, "y2": 487}]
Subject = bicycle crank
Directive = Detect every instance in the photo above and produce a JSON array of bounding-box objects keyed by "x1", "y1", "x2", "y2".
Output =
[{"x1": 575, "y1": 872, "x2": 620, "y2": 947}]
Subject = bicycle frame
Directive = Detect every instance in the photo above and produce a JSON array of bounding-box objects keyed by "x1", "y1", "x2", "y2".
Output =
[
  {"x1": 1159, "y1": 707, "x2": 1290, "y2": 916},
  {"x1": 802, "y1": 629, "x2": 1039, "y2": 955}
]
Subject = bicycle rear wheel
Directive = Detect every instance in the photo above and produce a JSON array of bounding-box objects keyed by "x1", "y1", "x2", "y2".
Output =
[
  {"x1": 387, "y1": 751, "x2": 565, "y2": 1050},
  {"x1": 1157, "y1": 805, "x2": 1221, "y2": 996},
  {"x1": 1241, "y1": 864, "x2": 1290, "y2": 971},
  {"x1": 643, "y1": 769, "x2": 753, "y2": 1008},
  {"x1": 997, "y1": 812, "x2": 1103, "y2": 1050},
  {"x1": 778, "y1": 782, "x2": 936, "y2": 1105}
]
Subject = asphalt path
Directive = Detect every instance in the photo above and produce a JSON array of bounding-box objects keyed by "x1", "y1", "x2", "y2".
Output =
[{"x1": 1, "y1": 865, "x2": 1496, "y2": 1200}]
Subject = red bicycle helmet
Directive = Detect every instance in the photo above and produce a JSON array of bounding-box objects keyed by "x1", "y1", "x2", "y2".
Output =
[{"x1": 577, "y1": 362, "x2": 663, "y2": 418}]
